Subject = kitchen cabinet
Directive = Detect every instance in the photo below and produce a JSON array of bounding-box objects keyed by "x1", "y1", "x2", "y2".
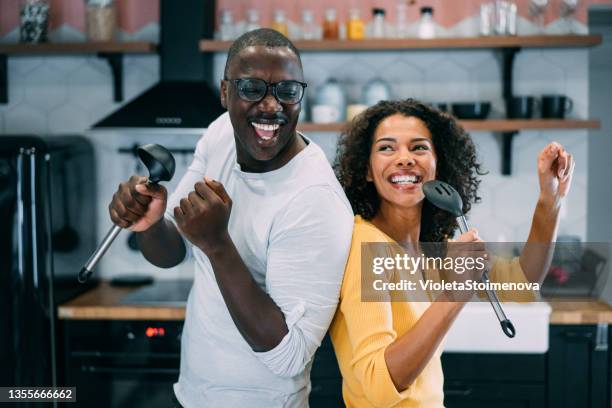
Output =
[
  {"x1": 441, "y1": 353, "x2": 547, "y2": 408},
  {"x1": 310, "y1": 335, "x2": 344, "y2": 407},
  {"x1": 202, "y1": 35, "x2": 602, "y2": 175},
  {"x1": 547, "y1": 324, "x2": 610, "y2": 408},
  {"x1": 0, "y1": 42, "x2": 157, "y2": 103}
]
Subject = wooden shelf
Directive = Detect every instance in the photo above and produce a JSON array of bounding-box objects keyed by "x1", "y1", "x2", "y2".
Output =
[
  {"x1": 298, "y1": 119, "x2": 601, "y2": 133},
  {"x1": 0, "y1": 42, "x2": 158, "y2": 103},
  {"x1": 0, "y1": 41, "x2": 157, "y2": 54},
  {"x1": 201, "y1": 35, "x2": 602, "y2": 52}
]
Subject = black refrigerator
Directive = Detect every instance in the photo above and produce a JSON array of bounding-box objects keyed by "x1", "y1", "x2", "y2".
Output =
[{"x1": 0, "y1": 136, "x2": 98, "y2": 394}]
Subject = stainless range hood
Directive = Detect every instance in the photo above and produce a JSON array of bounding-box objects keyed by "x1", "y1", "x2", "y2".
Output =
[{"x1": 93, "y1": 0, "x2": 225, "y2": 129}]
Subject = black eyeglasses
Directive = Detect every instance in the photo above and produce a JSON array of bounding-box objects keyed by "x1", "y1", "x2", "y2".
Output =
[{"x1": 225, "y1": 77, "x2": 307, "y2": 105}]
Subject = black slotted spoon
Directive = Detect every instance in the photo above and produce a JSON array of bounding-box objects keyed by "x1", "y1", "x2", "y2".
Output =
[{"x1": 423, "y1": 180, "x2": 516, "y2": 338}]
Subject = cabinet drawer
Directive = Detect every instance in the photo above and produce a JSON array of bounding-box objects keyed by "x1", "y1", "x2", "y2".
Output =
[
  {"x1": 442, "y1": 353, "x2": 546, "y2": 383},
  {"x1": 444, "y1": 381, "x2": 545, "y2": 408}
]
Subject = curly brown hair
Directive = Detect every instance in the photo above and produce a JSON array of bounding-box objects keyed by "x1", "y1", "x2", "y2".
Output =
[{"x1": 334, "y1": 99, "x2": 485, "y2": 242}]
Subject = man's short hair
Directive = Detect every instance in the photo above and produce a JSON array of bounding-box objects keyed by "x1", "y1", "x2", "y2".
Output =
[{"x1": 224, "y1": 28, "x2": 302, "y2": 78}]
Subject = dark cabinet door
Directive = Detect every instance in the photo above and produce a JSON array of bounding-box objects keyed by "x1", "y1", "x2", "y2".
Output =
[
  {"x1": 444, "y1": 382, "x2": 545, "y2": 408},
  {"x1": 547, "y1": 324, "x2": 610, "y2": 408},
  {"x1": 442, "y1": 353, "x2": 546, "y2": 408}
]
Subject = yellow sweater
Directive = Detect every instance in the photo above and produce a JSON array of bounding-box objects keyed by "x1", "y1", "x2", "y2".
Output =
[{"x1": 329, "y1": 216, "x2": 534, "y2": 408}]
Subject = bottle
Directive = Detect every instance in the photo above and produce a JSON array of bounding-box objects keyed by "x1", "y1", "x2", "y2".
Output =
[
  {"x1": 418, "y1": 7, "x2": 436, "y2": 39},
  {"x1": 396, "y1": 0, "x2": 409, "y2": 38},
  {"x1": 347, "y1": 8, "x2": 365, "y2": 40},
  {"x1": 271, "y1": 9, "x2": 289, "y2": 37},
  {"x1": 219, "y1": 9, "x2": 234, "y2": 40},
  {"x1": 245, "y1": 8, "x2": 261, "y2": 32},
  {"x1": 301, "y1": 9, "x2": 317, "y2": 40},
  {"x1": 323, "y1": 8, "x2": 339, "y2": 40},
  {"x1": 371, "y1": 8, "x2": 386, "y2": 39}
]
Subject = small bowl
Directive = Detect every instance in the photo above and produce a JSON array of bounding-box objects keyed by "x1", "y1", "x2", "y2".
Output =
[
  {"x1": 431, "y1": 102, "x2": 449, "y2": 112},
  {"x1": 451, "y1": 102, "x2": 491, "y2": 119}
]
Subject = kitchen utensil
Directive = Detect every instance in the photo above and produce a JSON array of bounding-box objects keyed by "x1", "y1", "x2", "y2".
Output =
[
  {"x1": 506, "y1": 96, "x2": 537, "y2": 119},
  {"x1": 53, "y1": 159, "x2": 80, "y2": 252},
  {"x1": 127, "y1": 149, "x2": 144, "y2": 251},
  {"x1": 451, "y1": 102, "x2": 491, "y2": 119},
  {"x1": 78, "y1": 144, "x2": 176, "y2": 283},
  {"x1": 541, "y1": 95, "x2": 573, "y2": 118},
  {"x1": 423, "y1": 180, "x2": 516, "y2": 338}
]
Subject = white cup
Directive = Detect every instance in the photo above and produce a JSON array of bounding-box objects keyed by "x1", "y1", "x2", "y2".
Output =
[{"x1": 312, "y1": 105, "x2": 340, "y2": 123}]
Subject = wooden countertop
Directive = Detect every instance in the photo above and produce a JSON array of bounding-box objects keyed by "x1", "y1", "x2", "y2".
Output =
[
  {"x1": 57, "y1": 281, "x2": 185, "y2": 321},
  {"x1": 58, "y1": 282, "x2": 612, "y2": 324},
  {"x1": 548, "y1": 298, "x2": 612, "y2": 325}
]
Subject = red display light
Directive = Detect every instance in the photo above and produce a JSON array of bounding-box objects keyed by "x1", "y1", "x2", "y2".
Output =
[{"x1": 145, "y1": 327, "x2": 166, "y2": 337}]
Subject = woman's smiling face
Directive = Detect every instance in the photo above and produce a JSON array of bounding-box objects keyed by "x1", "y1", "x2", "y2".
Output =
[{"x1": 367, "y1": 114, "x2": 437, "y2": 210}]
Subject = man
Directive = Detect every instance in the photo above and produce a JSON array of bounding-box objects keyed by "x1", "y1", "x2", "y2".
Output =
[{"x1": 108, "y1": 29, "x2": 353, "y2": 407}]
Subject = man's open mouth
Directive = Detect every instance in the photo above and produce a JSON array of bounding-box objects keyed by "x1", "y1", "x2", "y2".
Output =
[{"x1": 251, "y1": 122, "x2": 281, "y2": 141}]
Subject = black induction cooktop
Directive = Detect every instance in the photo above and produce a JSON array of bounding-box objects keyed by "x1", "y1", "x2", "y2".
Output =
[{"x1": 120, "y1": 280, "x2": 193, "y2": 307}]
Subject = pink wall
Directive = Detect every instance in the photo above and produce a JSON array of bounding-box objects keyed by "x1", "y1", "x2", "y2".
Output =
[
  {"x1": 1, "y1": 0, "x2": 611, "y2": 39},
  {"x1": 0, "y1": 0, "x2": 159, "y2": 38}
]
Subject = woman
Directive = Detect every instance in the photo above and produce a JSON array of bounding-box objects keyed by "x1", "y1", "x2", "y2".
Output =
[{"x1": 330, "y1": 99, "x2": 573, "y2": 407}]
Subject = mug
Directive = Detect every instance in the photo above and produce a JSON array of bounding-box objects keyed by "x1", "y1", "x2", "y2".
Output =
[
  {"x1": 312, "y1": 105, "x2": 341, "y2": 124},
  {"x1": 347, "y1": 104, "x2": 367, "y2": 121},
  {"x1": 506, "y1": 96, "x2": 537, "y2": 119},
  {"x1": 541, "y1": 95, "x2": 573, "y2": 119}
]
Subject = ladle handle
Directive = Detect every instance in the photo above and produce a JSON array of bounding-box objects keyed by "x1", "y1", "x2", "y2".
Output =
[{"x1": 78, "y1": 225, "x2": 122, "y2": 283}]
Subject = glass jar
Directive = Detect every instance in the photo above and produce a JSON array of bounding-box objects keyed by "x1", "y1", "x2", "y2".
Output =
[
  {"x1": 271, "y1": 9, "x2": 289, "y2": 37},
  {"x1": 246, "y1": 9, "x2": 261, "y2": 32},
  {"x1": 219, "y1": 9, "x2": 235, "y2": 40},
  {"x1": 301, "y1": 9, "x2": 317, "y2": 40},
  {"x1": 371, "y1": 8, "x2": 386, "y2": 39},
  {"x1": 323, "y1": 8, "x2": 339, "y2": 40},
  {"x1": 396, "y1": 0, "x2": 409, "y2": 38},
  {"x1": 347, "y1": 8, "x2": 364, "y2": 40},
  {"x1": 418, "y1": 6, "x2": 436, "y2": 39},
  {"x1": 20, "y1": 0, "x2": 49, "y2": 43},
  {"x1": 86, "y1": 0, "x2": 116, "y2": 41}
]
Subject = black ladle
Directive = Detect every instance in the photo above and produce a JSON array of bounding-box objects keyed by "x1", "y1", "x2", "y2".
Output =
[
  {"x1": 78, "y1": 144, "x2": 176, "y2": 283},
  {"x1": 423, "y1": 180, "x2": 516, "y2": 338}
]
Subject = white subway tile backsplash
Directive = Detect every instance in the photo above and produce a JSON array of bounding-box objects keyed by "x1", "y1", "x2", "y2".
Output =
[
  {"x1": 47, "y1": 103, "x2": 91, "y2": 134},
  {"x1": 4, "y1": 103, "x2": 48, "y2": 134},
  {"x1": 23, "y1": 65, "x2": 69, "y2": 111}
]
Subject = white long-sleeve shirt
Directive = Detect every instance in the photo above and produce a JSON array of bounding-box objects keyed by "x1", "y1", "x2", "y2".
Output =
[{"x1": 167, "y1": 112, "x2": 353, "y2": 407}]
